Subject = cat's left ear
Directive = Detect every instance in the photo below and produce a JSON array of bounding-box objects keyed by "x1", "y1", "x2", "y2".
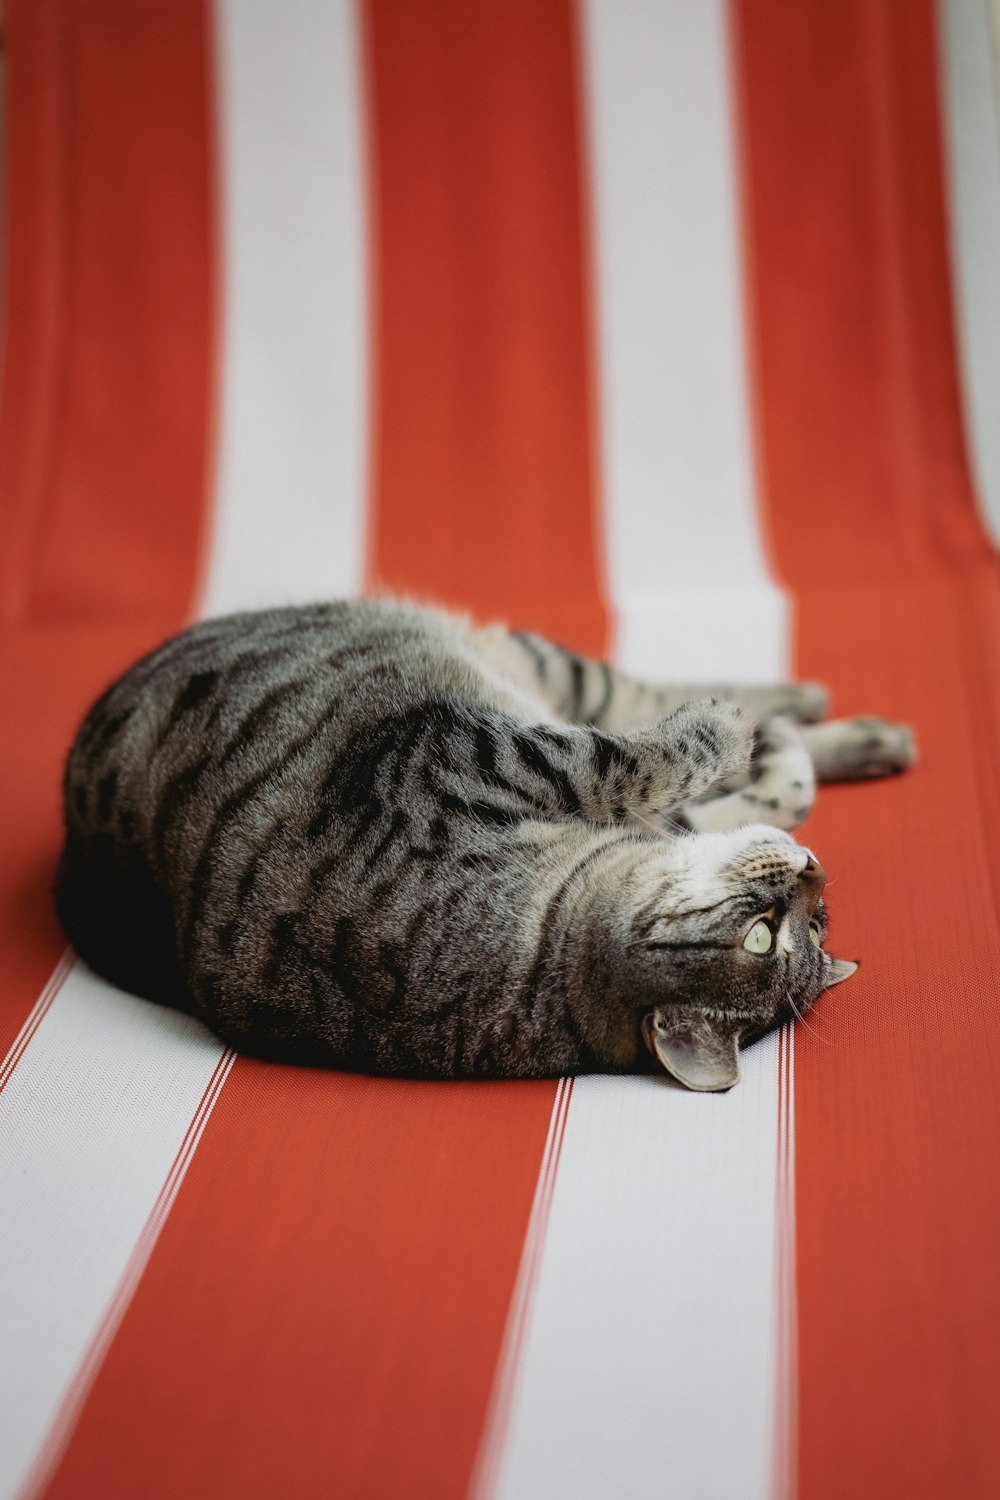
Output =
[
  {"x1": 642, "y1": 1008, "x2": 741, "y2": 1093},
  {"x1": 824, "y1": 957, "x2": 859, "y2": 988}
]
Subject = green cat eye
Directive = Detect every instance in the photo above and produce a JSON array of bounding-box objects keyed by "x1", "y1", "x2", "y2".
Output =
[
  {"x1": 743, "y1": 919, "x2": 773, "y2": 955},
  {"x1": 809, "y1": 923, "x2": 822, "y2": 948}
]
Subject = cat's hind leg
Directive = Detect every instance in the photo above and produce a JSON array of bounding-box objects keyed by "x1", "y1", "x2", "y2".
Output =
[
  {"x1": 478, "y1": 622, "x2": 829, "y2": 730},
  {"x1": 799, "y1": 717, "x2": 915, "y2": 781},
  {"x1": 716, "y1": 681, "x2": 829, "y2": 725},
  {"x1": 675, "y1": 714, "x2": 916, "y2": 834}
]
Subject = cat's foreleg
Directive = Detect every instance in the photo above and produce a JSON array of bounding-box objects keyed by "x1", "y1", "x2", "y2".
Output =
[{"x1": 473, "y1": 699, "x2": 754, "y2": 824}]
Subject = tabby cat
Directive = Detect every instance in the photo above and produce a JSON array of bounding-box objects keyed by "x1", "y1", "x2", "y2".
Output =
[{"x1": 55, "y1": 598, "x2": 914, "y2": 1091}]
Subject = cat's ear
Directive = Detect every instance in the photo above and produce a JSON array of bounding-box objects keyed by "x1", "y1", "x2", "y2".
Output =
[
  {"x1": 642, "y1": 1008, "x2": 741, "y2": 1093},
  {"x1": 824, "y1": 957, "x2": 859, "y2": 989}
]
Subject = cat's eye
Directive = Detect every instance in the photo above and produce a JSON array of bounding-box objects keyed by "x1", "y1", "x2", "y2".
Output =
[
  {"x1": 743, "y1": 920, "x2": 773, "y2": 955},
  {"x1": 809, "y1": 923, "x2": 822, "y2": 948}
]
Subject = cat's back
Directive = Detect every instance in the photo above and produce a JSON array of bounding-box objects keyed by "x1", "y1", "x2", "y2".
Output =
[
  {"x1": 66, "y1": 597, "x2": 472, "y2": 795},
  {"x1": 60, "y1": 595, "x2": 549, "y2": 875},
  {"x1": 56, "y1": 597, "x2": 502, "y2": 1003}
]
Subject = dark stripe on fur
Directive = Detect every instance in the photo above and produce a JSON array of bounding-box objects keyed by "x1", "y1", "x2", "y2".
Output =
[
  {"x1": 568, "y1": 657, "x2": 586, "y2": 718},
  {"x1": 513, "y1": 631, "x2": 548, "y2": 678},
  {"x1": 590, "y1": 731, "x2": 641, "y2": 783},
  {"x1": 518, "y1": 841, "x2": 612, "y2": 1006},
  {"x1": 590, "y1": 662, "x2": 614, "y2": 725},
  {"x1": 512, "y1": 732, "x2": 582, "y2": 815}
]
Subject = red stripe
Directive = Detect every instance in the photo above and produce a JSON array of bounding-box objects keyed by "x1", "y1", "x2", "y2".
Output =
[
  {"x1": 733, "y1": 1, "x2": 1000, "y2": 1494},
  {"x1": 6, "y1": 0, "x2": 217, "y2": 626},
  {"x1": 734, "y1": 0, "x2": 985, "y2": 582},
  {"x1": 0, "y1": 1, "x2": 64, "y2": 625},
  {"x1": 42, "y1": 6, "x2": 605, "y2": 1498},
  {"x1": 44, "y1": 1072, "x2": 558, "y2": 1500},
  {"x1": 0, "y1": 1, "x2": 217, "y2": 1064},
  {"x1": 364, "y1": 0, "x2": 608, "y2": 656}
]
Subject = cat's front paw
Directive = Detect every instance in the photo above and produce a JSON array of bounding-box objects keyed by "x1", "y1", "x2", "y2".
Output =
[
  {"x1": 800, "y1": 716, "x2": 916, "y2": 782},
  {"x1": 665, "y1": 699, "x2": 754, "y2": 796}
]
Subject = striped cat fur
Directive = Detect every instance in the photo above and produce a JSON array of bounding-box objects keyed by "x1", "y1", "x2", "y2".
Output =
[{"x1": 55, "y1": 599, "x2": 914, "y2": 1091}]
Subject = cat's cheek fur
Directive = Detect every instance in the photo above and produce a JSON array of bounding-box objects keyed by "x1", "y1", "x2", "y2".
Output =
[{"x1": 563, "y1": 896, "x2": 648, "y2": 1070}]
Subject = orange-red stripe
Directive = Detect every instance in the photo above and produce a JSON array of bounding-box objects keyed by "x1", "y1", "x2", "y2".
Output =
[
  {"x1": 44, "y1": 1071, "x2": 556, "y2": 1500},
  {"x1": 733, "y1": 1, "x2": 1000, "y2": 1495},
  {"x1": 20, "y1": 0, "x2": 216, "y2": 626},
  {"x1": 42, "y1": 6, "x2": 605, "y2": 1497},
  {"x1": 365, "y1": 0, "x2": 608, "y2": 656},
  {"x1": 0, "y1": 0, "x2": 217, "y2": 1063},
  {"x1": 0, "y1": 1, "x2": 64, "y2": 625}
]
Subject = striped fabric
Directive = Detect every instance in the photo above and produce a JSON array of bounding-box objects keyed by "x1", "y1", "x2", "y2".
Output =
[{"x1": 1, "y1": 2, "x2": 999, "y2": 1496}]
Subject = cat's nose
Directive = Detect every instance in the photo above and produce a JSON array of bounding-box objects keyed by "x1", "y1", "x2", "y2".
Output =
[{"x1": 800, "y1": 855, "x2": 826, "y2": 912}]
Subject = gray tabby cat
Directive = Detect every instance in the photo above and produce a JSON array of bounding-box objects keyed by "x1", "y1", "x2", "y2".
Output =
[{"x1": 55, "y1": 598, "x2": 914, "y2": 1091}]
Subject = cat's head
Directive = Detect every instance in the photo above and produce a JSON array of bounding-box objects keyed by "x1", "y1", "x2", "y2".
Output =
[{"x1": 622, "y1": 825, "x2": 857, "y2": 1091}]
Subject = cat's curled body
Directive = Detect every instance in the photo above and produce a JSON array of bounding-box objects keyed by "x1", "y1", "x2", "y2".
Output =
[{"x1": 56, "y1": 598, "x2": 914, "y2": 1091}]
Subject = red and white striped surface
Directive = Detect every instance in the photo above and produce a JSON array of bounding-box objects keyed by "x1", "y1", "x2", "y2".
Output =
[{"x1": 1, "y1": 3, "x2": 999, "y2": 1496}]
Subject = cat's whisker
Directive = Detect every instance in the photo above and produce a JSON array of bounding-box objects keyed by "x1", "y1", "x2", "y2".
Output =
[
  {"x1": 633, "y1": 811, "x2": 671, "y2": 840},
  {"x1": 787, "y1": 993, "x2": 831, "y2": 1046},
  {"x1": 633, "y1": 809, "x2": 689, "y2": 841}
]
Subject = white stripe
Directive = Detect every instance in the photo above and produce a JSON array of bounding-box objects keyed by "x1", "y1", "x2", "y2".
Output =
[
  {"x1": 481, "y1": 5, "x2": 793, "y2": 1496},
  {"x1": 582, "y1": 0, "x2": 788, "y2": 682},
  {"x1": 938, "y1": 0, "x2": 1000, "y2": 546},
  {"x1": 0, "y1": 966, "x2": 227, "y2": 1500},
  {"x1": 492, "y1": 1044, "x2": 783, "y2": 1500},
  {"x1": 471, "y1": 1080, "x2": 574, "y2": 1500},
  {"x1": 201, "y1": 0, "x2": 369, "y2": 616}
]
